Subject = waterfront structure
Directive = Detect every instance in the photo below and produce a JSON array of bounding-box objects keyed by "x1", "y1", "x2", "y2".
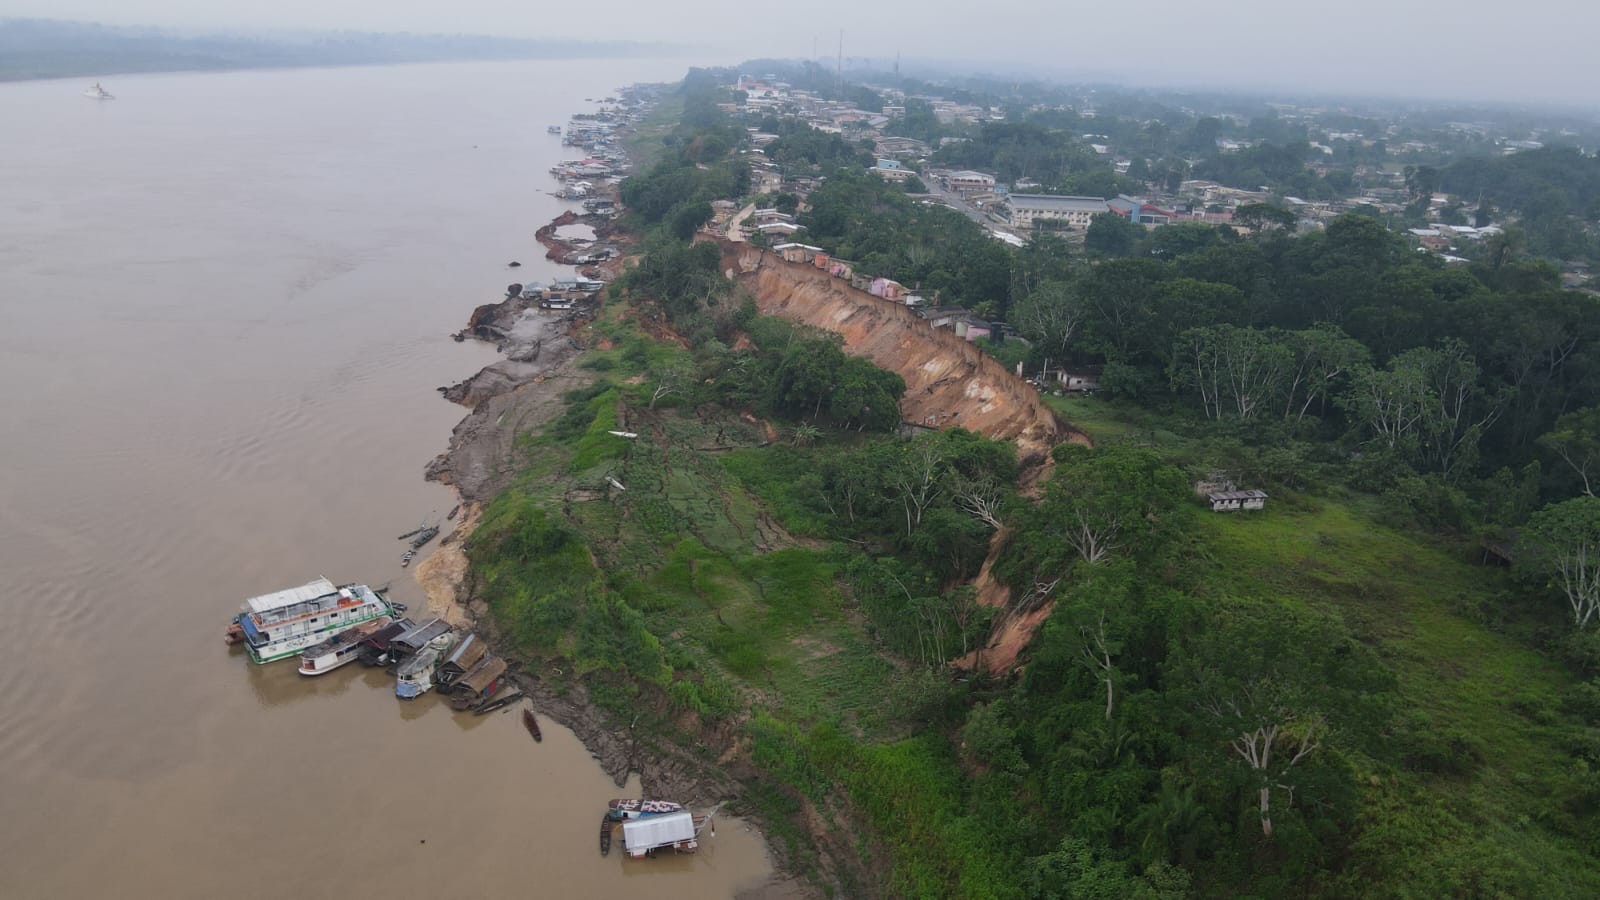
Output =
[{"x1": 225, "y1": 578, "x2": 391, "y2": 664}]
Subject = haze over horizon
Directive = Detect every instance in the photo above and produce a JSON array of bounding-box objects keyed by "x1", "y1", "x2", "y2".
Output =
[{"x1": 4, "y1": 0, "x2": 1594, "y2": 109}]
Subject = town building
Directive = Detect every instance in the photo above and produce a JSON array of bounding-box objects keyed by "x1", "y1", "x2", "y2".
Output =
[
  {"x1": 944, "y1": 170, "x2": 997, "y2": 196},
  {"x1": 1006, "y1": 194, "x2": 1109, "y2": 230},
  {"x1": 771, "y1": 242, "x2": 825, "y2": 264},
  {"x1": 872, "y1": 159, "x2": 915, "y2": 182},
  {"x1": 1107, "y1": 196, "x2": 1176, "y2": 226}
]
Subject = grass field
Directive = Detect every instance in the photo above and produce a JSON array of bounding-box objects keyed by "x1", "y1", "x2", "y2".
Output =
[{"x1": 1052, "y1": 394, "x2": 1600, "y2": 896}]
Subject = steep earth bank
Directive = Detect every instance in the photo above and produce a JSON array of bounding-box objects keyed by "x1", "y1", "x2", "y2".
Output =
[
  {"x1": 718, "y1": 239, "x2": 1089, "y2": 468},
  {"x1": 717, "y1": 238, "x2": 1089, "y2": 675}
]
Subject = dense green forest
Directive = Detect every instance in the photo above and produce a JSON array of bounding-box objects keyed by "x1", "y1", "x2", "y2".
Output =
[{"x1": 468, "y1": 72, "x2": 1600, "y2": 897}]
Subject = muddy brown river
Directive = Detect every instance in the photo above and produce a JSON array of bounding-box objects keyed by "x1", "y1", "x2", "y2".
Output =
[{"x1": 0, "y1": 59, "x2": 781, "y2": 898}]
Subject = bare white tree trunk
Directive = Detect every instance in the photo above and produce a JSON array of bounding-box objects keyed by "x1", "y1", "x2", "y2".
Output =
[
  {"x1": 891, "y1": 445, "x2": 944, "y2": 536},
  {"x1": 1067, "y1": 507, "x2": 1120, "y2": 564},
  {"x1": 952, "y1": 477, "x2": 1006, "y2": 530},
  {"x1": 1080, "y1": 611, "x2": 1115, "y2": 720}
]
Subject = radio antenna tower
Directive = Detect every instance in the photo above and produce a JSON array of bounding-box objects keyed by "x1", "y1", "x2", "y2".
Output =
[{"x1": 836, "y1": 30, "x2": 844, "y2": 95}]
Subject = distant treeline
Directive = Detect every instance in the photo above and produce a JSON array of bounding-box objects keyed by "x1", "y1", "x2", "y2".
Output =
[{"x1": 0, "y1": 18, "x2": 669, "y2": 81}]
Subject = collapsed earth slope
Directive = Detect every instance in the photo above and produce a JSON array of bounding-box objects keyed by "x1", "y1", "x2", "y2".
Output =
[
  {"x1": 718, "y1": 239, "x2": 1089, "y2": 674},
  {"x1": 718, "y1": 240, "x2": 1089, "y2": 467}
]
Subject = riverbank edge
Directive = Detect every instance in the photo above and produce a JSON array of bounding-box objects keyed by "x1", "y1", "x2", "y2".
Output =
[{"x1": 412, "y1": 100, "x2": 820, "y2": 898}]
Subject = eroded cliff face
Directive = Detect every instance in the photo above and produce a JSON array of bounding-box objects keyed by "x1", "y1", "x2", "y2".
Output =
[
  {"x1": 720, "y1": 241, "x2": 1089, "y2": 467},
  {"x1": 719, "y1": 240, "x2": 1089, "y2": 676}
]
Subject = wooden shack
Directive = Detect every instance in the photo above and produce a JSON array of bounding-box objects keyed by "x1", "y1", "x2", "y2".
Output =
[
  {"x1": 436, "y1": 633, "x2": 488, "y2": 687},
  {"x1": 449, "y1": 656, "x2": 509, "y2": 711},
  {"x1": 1206, "y1": 489, "x2": 1268, "y2": 512}
]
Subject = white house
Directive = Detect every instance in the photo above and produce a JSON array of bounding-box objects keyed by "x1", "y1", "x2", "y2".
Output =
[{"x1": 1007, "y1": 194, "x2": 1110, "y2": 230}]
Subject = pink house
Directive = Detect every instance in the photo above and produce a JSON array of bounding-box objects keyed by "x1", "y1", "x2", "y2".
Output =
[{"x1": 869, "y1": 277, "x2": 906, "y2": 302}]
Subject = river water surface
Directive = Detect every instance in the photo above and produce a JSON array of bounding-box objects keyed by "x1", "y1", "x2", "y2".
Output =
[{"x1": 0, "y1": 59, "x2": 780, "y2": 898}]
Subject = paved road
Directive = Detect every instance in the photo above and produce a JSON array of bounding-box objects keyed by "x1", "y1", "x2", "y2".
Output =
[{"x1": 922, "y1": 172, "x2": 1023, "y2": 241}]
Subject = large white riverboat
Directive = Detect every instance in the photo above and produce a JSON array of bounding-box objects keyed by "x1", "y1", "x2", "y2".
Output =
[{"x1": 225, "y1": 577, "x2": 391, "y2": 664}]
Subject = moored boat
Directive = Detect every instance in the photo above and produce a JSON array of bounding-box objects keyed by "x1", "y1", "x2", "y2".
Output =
[
  {"x1": 395, "y1": 645, "x2": 443, "y2": 699},
  {"x1": 619, "y1": 803, "x2": 721, "y2": 859},
  {"x1": 523, "y1": 708, "x2": 543, "y2": 742},
  {"x1": 387, "y1": 617, "x2": 452, "y2": 665},
  {"x1": 607, "y1": 799, "x2": 684, "y2": 821},
  {"x1": 355, "y1": 618, "x2": 415, "y2": 667},
  {"x1": 400, "y1": 549, "x2": 416, "y2": 568},
  {"x1": 296, "y1": 616, "x2": 393, "y2": 675},
  {"x1": 409, "y1": 525, "x2": 440, "y2": 549},
  {"x1": 472, "y1": 689, "x2": 524, "y2": 716},
  {"x1": 225, "y1": 578, "x2": 390, "y2": 664}
]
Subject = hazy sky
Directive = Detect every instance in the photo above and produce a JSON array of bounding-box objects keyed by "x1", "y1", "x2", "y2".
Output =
[{"x1": 8, "y1": 0, "x2": 1595, "y2": 106}]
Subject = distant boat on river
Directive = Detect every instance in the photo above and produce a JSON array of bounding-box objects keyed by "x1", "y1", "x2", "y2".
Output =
[{"x1": 84, "y1": 83, "x2": 114, "y2": 100}]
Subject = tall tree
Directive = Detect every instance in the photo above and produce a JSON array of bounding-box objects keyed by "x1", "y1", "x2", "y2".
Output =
[
  {"x1": 1039, "y1": 445, "x2": 1187, "y2": 567},
  {"x1": 1279, "y1": 324, "x2": 1371, "y2": 423},
  {"x1": 1342, "y1": 340, "x2": 1503, "y2": 479},
  {"x1": 1085, "y1": 212, "x2": 1145, "y2": 258},
  {"x1": 1170, "y1": 325, "x2": 1292, "y2": 421},
  {"x1": 1539, "y1": 407, "x2": 1600, "y2": 496},
  {"x1": 1174, "y1": 605, "x2": 1388, "y2": 840},
  {"x1": 1521, "y1": 496, "x2": 1600, "y2": 628},
  {"x1": 1011, "y1": 279, "x2": 1084, "y2": 360}
]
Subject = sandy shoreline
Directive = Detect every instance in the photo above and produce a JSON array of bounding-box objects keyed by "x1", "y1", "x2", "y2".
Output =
[{"x1": 407, "y1": 93, "x2": 818, "y2": 896}]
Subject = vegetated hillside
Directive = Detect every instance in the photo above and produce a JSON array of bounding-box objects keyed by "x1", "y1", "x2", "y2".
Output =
[
  {"x1": 720, "y1": 238, "x2": 1085, "y2": 464},
  {"x1": 465, "y1": 70, "x2": 1600, "y2": 898}
]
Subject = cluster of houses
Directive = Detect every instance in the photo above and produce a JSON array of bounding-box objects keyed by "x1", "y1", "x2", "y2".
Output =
[{"x1": 718, "y1": 72, "x2": 1571, "y2": 273}]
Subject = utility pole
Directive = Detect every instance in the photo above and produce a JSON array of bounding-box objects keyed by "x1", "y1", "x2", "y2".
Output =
[{"x1": 836, "y1": 29, "x2": 844, "y2": 97}]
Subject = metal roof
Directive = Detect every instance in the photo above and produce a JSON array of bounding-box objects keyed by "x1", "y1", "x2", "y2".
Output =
[
  {"x1": 1208, "y1": 490, "x2": 1269, "y2": 501},
  {"x1": 392, "y1": 617, "x2": 451, "y2": 651},
  {"x1": 453, "y1": 656, "x2": 508, "y2": 694},
  {"x1": 243, "y1": 577, "x2": 337, "y2": 614},
  {"x1": 623, "y1": 811, "x2": 696, "y2": 846},
  {"x1": 442, "y1": 633, "x2": 488, "y2": 673},
  {"x1": 361, "y1": 618, "x2": 414, "y2": 650},
  {"x1": 1007, "y1": 194, "x2": 1110, "y2": 213}
]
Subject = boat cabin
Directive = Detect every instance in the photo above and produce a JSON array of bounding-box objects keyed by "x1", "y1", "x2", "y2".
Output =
[
  {"x1": 621, "y1": 811, "x2": 698, "y2": 858},
  {"x1": 395, "y1": 646, "x2": 445, "y2": 699},
  {"x1": 356, "y1": 618, "x2": 414, "y2": 666},
  {"x1": 389, "y1": 617, "x2": 452, "y2": 660}
]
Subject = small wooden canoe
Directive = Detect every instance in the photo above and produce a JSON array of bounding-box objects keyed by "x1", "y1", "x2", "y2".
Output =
[
  {"x1": 523, "y1": 707, "x2": 543, "y2": 742},
  {"x1": 599, "y1": 814, "x2": 613, "y2": 856}
]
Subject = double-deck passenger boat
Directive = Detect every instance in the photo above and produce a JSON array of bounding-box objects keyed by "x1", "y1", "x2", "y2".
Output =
[
  {"x1": 225, "y1": 578, "x2": 391, "y2": 664},
  {"x1": 296, "y1": 615, "x2": 394, "y2": 675}
]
